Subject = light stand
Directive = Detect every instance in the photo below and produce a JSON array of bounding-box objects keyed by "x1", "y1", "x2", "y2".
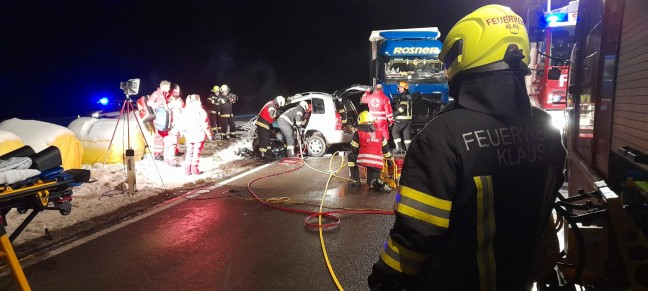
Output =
[{"x1": 99, "y1": 79, "x2": 165, "y2": 195}]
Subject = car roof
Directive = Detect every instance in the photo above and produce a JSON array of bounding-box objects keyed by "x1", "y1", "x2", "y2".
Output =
[{"x1": 287, "y1": 92, "x2": 334, "y2": 104}]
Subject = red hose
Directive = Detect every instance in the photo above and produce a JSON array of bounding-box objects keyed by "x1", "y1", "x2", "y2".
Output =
[{"x1": 246, "y1": 157, "x2": 394, "y2": 229}]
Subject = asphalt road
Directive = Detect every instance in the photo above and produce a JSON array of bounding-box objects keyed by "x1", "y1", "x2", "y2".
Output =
[{"x1": 1, "y1": 156, "x2": 397, "y2": 291}]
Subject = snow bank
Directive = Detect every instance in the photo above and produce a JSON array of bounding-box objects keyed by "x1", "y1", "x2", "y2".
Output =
[
  {"x1": 4, "y1": 137, "x2": 253, "y2": 246},
  {"x1": 0, "y1": 118, "x2": 82, "y2": 169}
]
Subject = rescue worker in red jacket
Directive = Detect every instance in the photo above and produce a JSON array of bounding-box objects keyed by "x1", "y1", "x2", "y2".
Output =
[
  {"x1": 348, "y1": 111, "x2": 392, "y2": 192},
  {"x1": 368, "y1": 5, "x2": 567, "y2": 291},
  {"x1": 361, "y1": 84, "x2": 394, "y2": 141},
  {"x1": 217, "y1": 84, "x2": 238, "y2": 140},
  {"x1": 146, "y1": 80, "x2": 171, "y2": 161},
  {"x1": 391, "y1": 81, "x2": 413, "y2": 153},
  {"x1": 277, "y1": 100, "x2": 308, "y2": 157},
  {"x1": 255, "y1": 96, "x2": 285, "y2": 158}
]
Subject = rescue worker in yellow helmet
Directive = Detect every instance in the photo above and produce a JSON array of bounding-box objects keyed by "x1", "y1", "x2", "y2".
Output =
[
  {"x1": 348, "y1": 111, "x2": 392, "y2": 192},
  {"x1": 368, "y1": 5, "x2": 566, "y2": 290},
  {"x1": 391, "y1": 81, "x2": 413, "y2": 154},
  {"x1": 207, "y1": 85, "x2": 220, "y2": 135}
]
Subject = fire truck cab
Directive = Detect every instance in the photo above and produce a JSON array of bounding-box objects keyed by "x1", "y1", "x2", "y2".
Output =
[
  {"x1": 527, "y1": 1, "x2": 579, "y2": 131},
  {"x1": 550, "y1": 0, "x2": 648, "y2": 289}
]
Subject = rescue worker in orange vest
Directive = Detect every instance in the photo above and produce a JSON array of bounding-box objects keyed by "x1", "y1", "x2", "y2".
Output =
[
  {"x1": 348, "y1": 111, "x2": 392, "y2": 192},
  {"x1": 368, "y1": 5, "x2": 567, "y2": 290},
  {"x1": 361, "y1": 84, "x2": 394, "y2": 141},
  {"x1": 391, "y1": 81, "x2": 413, "y2": 154},
  {"x1": 146, "y1": 80, "x2": 171, "y2": 161},
  {"x1": 255, "y1": 96, "x2": 285, "y2": 158}
]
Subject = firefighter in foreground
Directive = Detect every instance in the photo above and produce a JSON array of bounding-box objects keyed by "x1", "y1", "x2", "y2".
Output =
[
  {"x1": 277, "y1": 100, "x2": 309, "y2": 157},
  {"x1": 368, "y1": 5, "x2": 567, "y2": 290},
  {"x1": 255, "y1": 96, "x2": 285, "y2": 158},
  {"x1": 391, "y1": 82, "x2": 413, "y2": 154},
  {"x1": 348, "y1": 111, "x2": 392, "y2": 193}
]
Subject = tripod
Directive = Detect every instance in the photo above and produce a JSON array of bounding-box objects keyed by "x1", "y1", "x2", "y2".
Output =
[{"x1": 100, "y1": 92, "x2": 165, "y2": 194}]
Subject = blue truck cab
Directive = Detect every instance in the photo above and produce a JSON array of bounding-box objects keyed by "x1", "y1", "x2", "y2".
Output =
[{"x1": 369, "y1": 27, "x2": 449, "y2": 134}]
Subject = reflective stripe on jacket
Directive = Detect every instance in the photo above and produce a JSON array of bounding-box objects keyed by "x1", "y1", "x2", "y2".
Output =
[{"x1": 350, "y1": 125, "x2": 391, "y2": 170}]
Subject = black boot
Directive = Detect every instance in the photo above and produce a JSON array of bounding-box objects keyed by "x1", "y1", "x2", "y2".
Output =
[
  {"x1": 348, "y1": 179, "x2": 361, "y2": 187},
  {"x1": 370, "y1": 179, "x2": 391, "y2": 193}
]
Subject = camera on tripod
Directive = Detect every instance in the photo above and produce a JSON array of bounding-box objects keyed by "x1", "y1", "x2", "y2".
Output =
[{"x1": 120, "y1": 78, "x2": 140, "y2": 96}]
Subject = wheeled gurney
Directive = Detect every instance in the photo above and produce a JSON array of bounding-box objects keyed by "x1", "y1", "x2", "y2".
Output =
[{"x1": 0, "y1": 145, "x2": 90, "y2": 290}]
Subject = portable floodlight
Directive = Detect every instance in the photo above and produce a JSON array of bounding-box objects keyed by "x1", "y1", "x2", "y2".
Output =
[{"x1": 119, "y1": 78, "x2": 140, "y2": 97}]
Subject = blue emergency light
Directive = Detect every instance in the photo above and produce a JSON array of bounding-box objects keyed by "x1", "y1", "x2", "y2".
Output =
[
  {"x1": 98, "y1": 97, "x2": 109, "y2": 106},
  {"x1": 546, "y1": 12, "x2": 568, "y2": 23}
]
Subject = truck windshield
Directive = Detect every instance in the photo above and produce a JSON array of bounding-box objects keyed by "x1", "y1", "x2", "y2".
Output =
[
  {"x1": 384, "y1": 57, "x2": 446, "y2": 83},
  {"x1": 550, "y1": 27, "x2": 575, "y2": 66}
]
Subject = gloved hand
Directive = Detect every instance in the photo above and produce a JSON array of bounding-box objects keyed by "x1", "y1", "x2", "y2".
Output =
[{"x1": 368, "y1": 269, "x2": 404, "y2": 291}]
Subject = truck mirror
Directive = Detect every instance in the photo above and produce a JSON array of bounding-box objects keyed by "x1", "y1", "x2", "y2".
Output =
[
  {"x1": 371, "y1": 59, "x2": 384, "y2": 83},
  {"x1": 548, "y1": 67, "x2": 562, "y2": 80}
]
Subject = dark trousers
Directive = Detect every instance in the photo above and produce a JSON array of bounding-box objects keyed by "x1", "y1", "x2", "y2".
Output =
[
  {"x1": 391, "y1": 121, "x2": 411, "y2": 150},
  {"x1": 256, "y1": 126, "x2": 271, "y2": 155},
  {"x1": 350, "y1": 165, "x2": 380, "y2": 183},
  {"x1": 219, "y1": 116, "x2": 237, "y2": 138},
  {"x1": 209, "y1": 113, "x2": 219, "y2": 133}
]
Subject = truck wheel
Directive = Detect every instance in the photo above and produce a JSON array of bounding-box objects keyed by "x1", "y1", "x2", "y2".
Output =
[{"x1": 306, "y1": 134, "x2": 327, "y2": 157}]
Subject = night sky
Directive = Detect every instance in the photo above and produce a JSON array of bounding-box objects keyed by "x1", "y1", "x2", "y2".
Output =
[{"x1": 1, "y1": 0, "x2": 569, "y2": 124}]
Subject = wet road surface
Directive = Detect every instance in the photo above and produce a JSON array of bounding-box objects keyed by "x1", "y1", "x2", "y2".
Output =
[{"x1": 1, "y1": 156, "x2": 397, "y2": 290}]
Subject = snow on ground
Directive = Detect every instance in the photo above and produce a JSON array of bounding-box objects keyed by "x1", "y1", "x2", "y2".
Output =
[{"x1": 4, "y1": 129, "x2": 261, "y2": 248}]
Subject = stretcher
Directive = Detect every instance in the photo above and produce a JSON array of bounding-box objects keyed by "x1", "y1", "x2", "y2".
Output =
[{"x1": 0, "y1": 145, "x2": 90, "y2": 290}]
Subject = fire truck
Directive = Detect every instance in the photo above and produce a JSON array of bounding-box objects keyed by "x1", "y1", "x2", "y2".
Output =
[
  {"x1": 545, "y1": 0, "x2": 648, "y2": 289},
  {"x1": 527, "y1": 1, "x2": 579, "y2": 131}
]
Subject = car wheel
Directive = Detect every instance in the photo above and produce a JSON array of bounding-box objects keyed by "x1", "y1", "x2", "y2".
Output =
[{"x1": 306, "y1": 134, "x2": 327, "y2": 157}]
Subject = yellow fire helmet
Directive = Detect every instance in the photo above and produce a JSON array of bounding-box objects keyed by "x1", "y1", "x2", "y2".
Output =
[
  {"x1": 358, "y1": 111, "x2": 374, "y2": 125},
  {"x1": 439, "y1": 4, "x2": 530, "y2": 80},
  {"x1": 211, "y1": 85, "x2": 220, "y2": 93},
  {"x1": 398, "y1": 82, "x2": 409, "y2": 90}
]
